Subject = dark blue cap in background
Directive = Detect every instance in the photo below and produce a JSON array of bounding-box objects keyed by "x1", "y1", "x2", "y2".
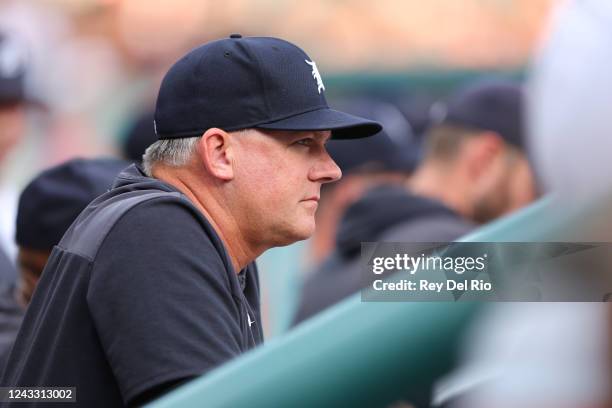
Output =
[
  {"x1": 16, "y1": 158, "x2": 130, "y2": 250},
  {"x1": 430, "y1": 78, "x2": 525, "y2": 149},
  {"x1": 325, "y1": 98, "x2": 421, "y2": 174},
  {"x1": 154, "y1": 35, "x2": 382, "y2": 140},
  {"x1": 122, "y1": 110, "x2": 156, "y2": 162}
]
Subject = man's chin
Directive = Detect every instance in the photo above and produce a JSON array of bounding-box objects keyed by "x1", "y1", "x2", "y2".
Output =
[{"x1": 273, "y1": 222, "x2": 315, "y2": 247}]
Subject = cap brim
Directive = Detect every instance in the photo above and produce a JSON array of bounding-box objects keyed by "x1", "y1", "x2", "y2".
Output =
[{"x1": 255, "y1": 107, "x2": 383, "y2": 139}]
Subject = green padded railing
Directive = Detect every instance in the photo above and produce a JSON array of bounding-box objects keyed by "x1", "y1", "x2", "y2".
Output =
[
  {"x1": 147, "y1": 197, "x2": 569, "y2": 408},
  {"x1": 147, "y1": 302, "x2": 477, "y2": 408}
]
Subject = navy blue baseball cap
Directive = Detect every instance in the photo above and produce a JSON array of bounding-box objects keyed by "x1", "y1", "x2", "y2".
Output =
[
  {"x1": 16, "y1": 158, "x2": 130, "y2": 250},
  {"x1": 430, "y1": 79, "x2": 525, "y2": 149},
  {"x1": 154, "y1": 35, "x2": 382, "y2": 140}
]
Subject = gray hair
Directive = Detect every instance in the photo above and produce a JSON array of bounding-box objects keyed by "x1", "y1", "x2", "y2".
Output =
[{"x1": 142, "y1": 137, "x2": 200, "y2": 176}]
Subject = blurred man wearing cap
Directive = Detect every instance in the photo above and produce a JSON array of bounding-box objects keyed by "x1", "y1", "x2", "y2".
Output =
[
  {"x1": 382, "y1": 78, "x2": 536, "y2": 242},
  {"x1": 13, "y1": 158, "x2": 130, "y2": 307},
  {"x1": 1, "y1": 35, "x2": 380, "y2": 407},
  {"x1": 0, "y1": 158, "x2": 128, "y2": 369}
]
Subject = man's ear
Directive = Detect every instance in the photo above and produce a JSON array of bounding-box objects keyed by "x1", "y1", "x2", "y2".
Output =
[{"x1": 197, "y1": 128, "x2": 235, "y2": 181}]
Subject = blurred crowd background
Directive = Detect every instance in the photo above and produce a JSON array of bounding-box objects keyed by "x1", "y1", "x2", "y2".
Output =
[{"x1": 0, "y1": 0, "x2": 552, "y2": 177}]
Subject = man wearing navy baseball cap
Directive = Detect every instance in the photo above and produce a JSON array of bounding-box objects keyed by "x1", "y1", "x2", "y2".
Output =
[
  {"x1": 403, "y1": 78, "x2": 537, "y2": 230},
  {"x1": 2, "y1": 35, "x2": 381, "y2": 407}
]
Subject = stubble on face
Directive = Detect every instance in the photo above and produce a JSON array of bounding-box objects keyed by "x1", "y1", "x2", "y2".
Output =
[{"x1": 472, "y1": 152, "x2": 534, "y2": 224}]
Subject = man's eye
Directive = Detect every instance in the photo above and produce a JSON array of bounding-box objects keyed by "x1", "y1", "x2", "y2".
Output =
[{"x1": 295, "y1": 138, "x2": 314, "y2": 146}]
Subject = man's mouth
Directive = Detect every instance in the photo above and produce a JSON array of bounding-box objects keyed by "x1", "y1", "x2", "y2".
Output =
[{"x1": 302, "y1": 196, "x2": 320, "y2": 202}]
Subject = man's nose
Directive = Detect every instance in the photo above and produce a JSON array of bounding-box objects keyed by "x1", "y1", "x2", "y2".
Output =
[{"x1": 309, "y1": 151, "x2": 342, "y2": 184}]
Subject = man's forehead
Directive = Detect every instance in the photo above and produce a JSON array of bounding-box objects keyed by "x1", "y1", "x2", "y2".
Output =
[
  {"x1": 247, "y1": 129, "x2": 332, "y2": 141},
  {"x1": 291, "y1": 130, "x2": 332, "y2": 141}
]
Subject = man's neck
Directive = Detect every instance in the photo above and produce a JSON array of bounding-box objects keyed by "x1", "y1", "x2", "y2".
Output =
[
  {"x1": 407, "y1": 163, "x2": 472, "y2": 219},
  {"x1": 152, "y1": 165, "x2": 259, "y2": 273}
]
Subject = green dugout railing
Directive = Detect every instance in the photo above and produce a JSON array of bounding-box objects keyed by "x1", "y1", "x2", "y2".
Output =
[
  {"x1": 324, "y1": 68, "x2": 525, "y2": 96},
  {"x1": 147, "y1": 196, "x2": 576, "y2": 408}
]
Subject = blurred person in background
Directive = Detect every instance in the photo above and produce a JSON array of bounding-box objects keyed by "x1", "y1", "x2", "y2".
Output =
[
  {"x1": 294, "y1": 79, "x2": 537, "y2": 327},
  {"x1": 0, "y1": 32, "x2": 29, "y2": 286},
  {"x1": 0, "y1": 31, "x2": 32, "y2": 363},
  {"x1": 395, "y1": 93, "x2": 440, "y2": 142},
  {"x1": 0, "y1": 0, "x2": 202, "y2": 166},
  {"x1": 13, "y1": 158, "x2": 129, "y2": 307},
  {"x1": 0, "y1": 33, "x2": 27, "y2": 167},
  {"x1": 0, "y1": 158, "x2": 128, "y2": 368},
  {"x1": 387, "y1": 78, "x2": 536, "y2": 240}
]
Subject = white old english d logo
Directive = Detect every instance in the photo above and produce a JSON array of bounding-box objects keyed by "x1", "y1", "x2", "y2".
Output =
[{"x1": 305, "y1": 59, "x2": 325, "y2": 94}]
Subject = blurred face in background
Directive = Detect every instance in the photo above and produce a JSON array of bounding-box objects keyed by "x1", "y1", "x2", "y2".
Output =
[
  {"x1": 505, "y1": 153, "x2": 537, "y2": 211},
  {"x1": 17, "y1": 247, "x2": 50, "y2": 307},
  {"x1": 0, "y1": 102, "x2": 26, "y2": 161}
]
